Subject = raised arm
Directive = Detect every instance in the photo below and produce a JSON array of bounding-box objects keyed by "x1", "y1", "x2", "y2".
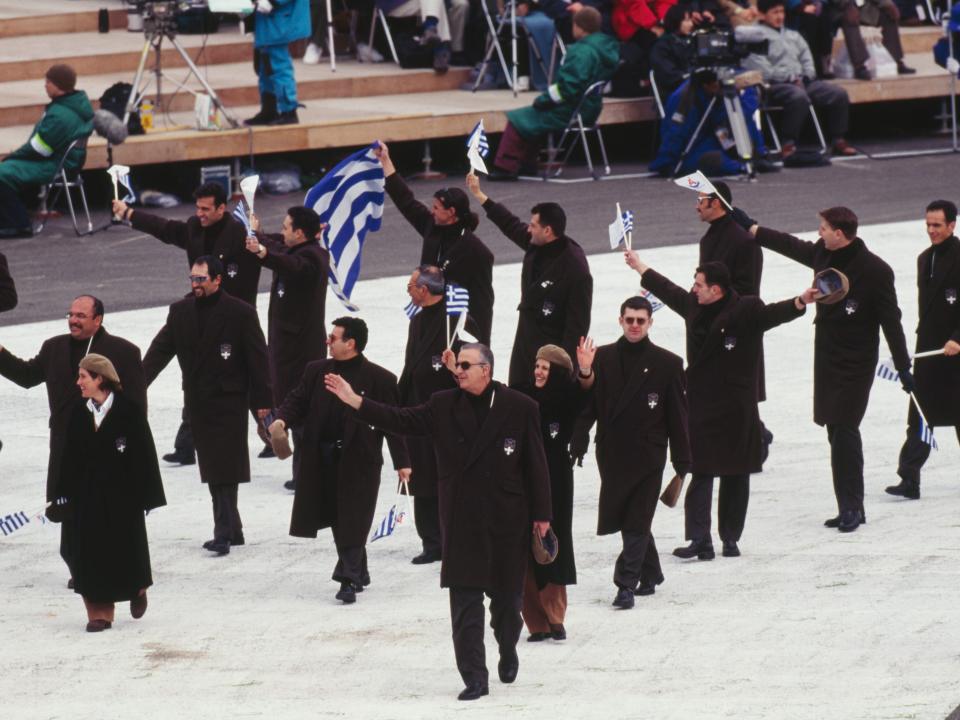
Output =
[
  {"x1": 0, "y1": 342, "x2": 48, "y2": 389},
  {"x1": 467, "y1": 172, "x2": 531, "y2": 251},
  {"x1": 378, "y1": 141, "x2": 433, "y2": 236},
  {"x1": 756, "y1": 290, "x2": 813, "y2": 333},
  {"x1": 754, "y1": 227, "x2": 818, "y2": 269},
  {"x1": 326, "y1": 372, "x2": 435, "y2": 437}
]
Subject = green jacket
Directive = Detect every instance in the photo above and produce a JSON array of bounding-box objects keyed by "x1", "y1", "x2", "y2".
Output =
[
  {"x1": 507, "y1": 32, "x2": 620, "y2": 139},
  {"x1": 0, "y1": 90, "x2": 94, "y2": 191}
]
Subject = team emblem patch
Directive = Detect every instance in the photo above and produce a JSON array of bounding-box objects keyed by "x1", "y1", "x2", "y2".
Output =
[
  {"x1": 277, "y1": 282, "x2": 285, "y2": 298},
  {"x1": 220, "y1": 343, "x2": 232, "y2": 360},
  {"x1": 549, "y1": 422, "x2": 560, "y2": 438},
  {"x1": 647, "y1": 393, "x2": 659, "y2": 409},
  {"x1": 541, "y1": 280, "x2": 554, "y2": 289},
  {"x1": 431, "y1": 355, "x2": 443, "y2": 371},
  {"x1": 724, "y1": 336, "x2": 737, "y2": 351},
  {"x1": 115, "y1": 437, "x2": 127, "y2": 454},
  {"x1": 227, "y1": 263, "x2": 238, "y2": 279},
  {"x1": 946, "y1": 288, "x2": 957, "y2": 305},
  {"x1": 503, "y1": 438, "x2": 517, "y2": 455},
  {"x1": 844, "y1": 299, "x2": 858, "y2": 315},
  {"x1": 542, "y1": 301, "x2": 555, "y2": 317}
]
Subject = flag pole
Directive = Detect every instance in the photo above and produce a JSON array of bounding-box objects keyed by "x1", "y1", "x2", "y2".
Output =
[
  {"x1": 913, "y1": 348, "x2": 946, "y2": 359},
  {"x1": 909, "y1": 391, "x2": 931, "y2": 428},
  {"x1": 446, "y1": 314, "x2": 451, "y2": 349}
]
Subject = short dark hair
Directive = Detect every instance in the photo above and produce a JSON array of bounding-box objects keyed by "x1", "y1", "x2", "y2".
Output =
[
  {"x1": 757, "y1": 0, "x2": 785, "y2": 12},
  {"x1": 75, "y1": 294, "x2": 104, "y2": 319},
  {"x1": 926, "y1": 199, "x2": 958, "y2": 223},
  {"x1": 819, "y1": 206, "x2": 858, "y2": 240},
  {"x1": 415, "y1": 264, "x2": 445, "y2": 295},
  {"x1": 620, "y1": 295, "x2": 654, "y2": 317},
  {"x1": 696, "y1": 261, "x2": 732, "y2": 292},
  {"x1": 194, "y1": 182, "x2": 227, "y2": 207},
  {"x1": 710, "y1": 180, "x2": 732, "y2": 209},
  {"x1": 333, "y1": 316, "x2": 368, "y2": 353},
  {"x1": 662, "y1": 4, "x2": 688, "y2": 33},
  {"x1": 287, "y1": 206, "x2": 321, "y2": 240},
  {"x1": 461, "y1": 342, "x2": 494, "y2": 374},
  {"x1": 531, "y1": 202, "x2": 567, "y2": 238},
  {"x1": 194, "y1": 254, "x2": 224, "y2": 280},
  {"x1": 434, "y1": 188, "x2": 480, "y2": 231}
]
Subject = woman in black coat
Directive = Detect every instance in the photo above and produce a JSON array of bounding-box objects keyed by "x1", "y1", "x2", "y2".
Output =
[
  {"x1": 54, "y1": 354, "x2": 166, "y2": 633},
  {"x1": 517, "y1": 345, "x2": 585, "y2": 642}
]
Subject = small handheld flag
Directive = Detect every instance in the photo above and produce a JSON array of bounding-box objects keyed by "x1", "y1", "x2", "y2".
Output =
[
  {"x1": 909, "y1": 392, "x2": 938, "y2": 450},
  {"x1": 608, "y1": 206, "x2": 633, "y2": 250},
  {"x1": 445, "y1": 284, "x2": 470, "y2": 315},
  {"x1": 232, "y1": 200, "x2": 254, "y2": 237},
  {"x1": 673, "y1": 171, "x2": 732, "y2": 210},
  {"x1": 467, "y1": 130, "x2": 488, "y2": 175},
  {"x1": 640, "y1": 288, "x2": 664, "y2": 312},
  {"x1": 876, "y1": 357, "x2": 900, "y2": 383},
  {"x1": 240, "y1": 175, "x2": 259, "y2": 216},
  {"x1": 403, "y1": 300, "x2": 422, "y2": 319},
  {"x1": 107, "y1": 165, "x2": 134, "y2": 203},
  {"x1": 466, "y1": 120, "x2": 489, "y2": 158},
  {"x1": 0, "y1": 503, "x2": 49, "y2": 539}
]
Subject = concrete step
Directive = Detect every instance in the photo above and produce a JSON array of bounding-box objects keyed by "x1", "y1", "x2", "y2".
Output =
[
  {"x1": 0, "y1": 0, "x2": 128, "y2": 38},
  {"x1": 831, "y1": 24, "x2": 943, "y2": 56}
]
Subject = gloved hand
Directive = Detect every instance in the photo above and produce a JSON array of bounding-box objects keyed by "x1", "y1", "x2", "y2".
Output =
[
  {"x1": 568, "y1": 430, "x2": 589, "y2": 467},
  {"x1": 45, "y1": 496, "x2": 70, "y2": 523},
  {"x1": 255, "y1": 0, "x2": 274, "y2": 13},
  {"x1": 730, "y1": 206, "x2": 756, "y2": 231},
  {"x1": 533, "y1": 95, "x2": 554, "y2": 111},
  {"x1": 899, "y1": 368, "x2": 916, "y2": 394}
]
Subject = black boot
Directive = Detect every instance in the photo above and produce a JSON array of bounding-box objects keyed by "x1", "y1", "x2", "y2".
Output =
[
  {"x1": 885, "y1": 479, "x2": 920, "y2": 500},
  {"x1": 672, "y1": 538, "x2": 715, "y2": 560},
  {"x1": 268, "y1": 109, "x2": 299, "y2": 126},
  {"x1": 244, "y1": 93, "x2": 278, "y2": 126}
]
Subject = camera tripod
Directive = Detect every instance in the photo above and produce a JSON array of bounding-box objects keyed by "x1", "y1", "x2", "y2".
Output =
[{"x1": 123, "y1": 5, "x2": 239, "y2": 129}]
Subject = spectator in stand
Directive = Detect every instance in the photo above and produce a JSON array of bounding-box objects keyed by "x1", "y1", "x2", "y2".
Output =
[
  {"x1": 933, "y1": 3, "x2": 960, "y2": 78},
  {"x1": 676, "y1": 0, "x2": 729, "y2": 25},
  {"x1": 831, "y1": 0, "x2": 915, "y2": 79},
  {"x1": 245, "y1": 0, "x2": 310, "y2": 126},
  {"x1": 650, "y1": 5, "x2": 695, "y2": 97},
  {"x1": 786, "y1": 0, "x2": 836, "y2": 79},
  {"x1": 719, "y1": 0, "x2": 759, "y2": 25},
  {"x1": 383, "y1": 0, "x2": 470, "y2": 73},
  {"x1": 610, "y1": 0, "x2": 675, "y2": 97}
]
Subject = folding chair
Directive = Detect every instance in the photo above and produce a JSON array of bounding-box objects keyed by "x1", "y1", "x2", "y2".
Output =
[
  {"x1": 757, "y1": 87, "x2": 827, "y2": 155},
  {"x1": 544, "y1": 80, "x2": 611, "y2": 179},
  {"x1": 649, "y1": 69, "x2": 666, "y2": 119},
  {"x1": 367, "y1": 4, "x2": 401, "y2": 65},
  {"x1": 35, "y1": 135, "x2": 93, "y2": 236}
]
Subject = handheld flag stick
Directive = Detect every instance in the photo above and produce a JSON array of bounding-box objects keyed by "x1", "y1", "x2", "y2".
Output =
[
  {"x1": 110, "y1": 175, "x2": 119, "y2": 201},
  {"x1": 400, "y1": 477, "x2": 414, "y2": 522},
  {"x1": 913, "y1": 348, "x2": 946, "y2": 359},
  {"x1": 446, "y1": 314, "x2": 451, "y2": 349},
  {"x1": 909, "y1": 392, "x2": 930, "y2": 427}
]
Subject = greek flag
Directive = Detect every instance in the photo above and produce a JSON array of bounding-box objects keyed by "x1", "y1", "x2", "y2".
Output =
[
  {"x1": 0, "y1": 507, "x2": 46, "y2": 538},
  {"x1": 446, "y1": 284, "x2": 470, "y2": 315},
  {"x1": 876, "y1": 357, "x2": 900, "y2": 383},
  {"x1": 403, "y1": 300, "x2": 422, "y2": 319},
  {"x1": 608, "y1": 209, "x2": 633, "y2": 249},
  {"x1": 640, "y1": 288, "x2": 664, "y2": 312},
  {"x1": 466, "y1": 120, "x2": 489, "y2": 158},
  {"x1": 232, "y1": 200, "x2": 253, "y2": 237},
  {"x1": 370, "y1": 504, "x2": 407, "y2": 542},
  {"x1": 918, "y1": 416, "x2": 939, "y2": 450},
  {"x1": 304, "y1": 143, "x2": 385, "y2": 311}
]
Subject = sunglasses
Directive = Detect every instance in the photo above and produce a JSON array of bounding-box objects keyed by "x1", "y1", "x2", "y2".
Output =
[
  {"x1": 622, "y1": 316, "x2": 649, "y2": 326},
  {"x1": 189, "y1": 275, "x2": 209, "y2": 284},
  {"x1": 456, "y1": 361, "x2": 489, "y2": 371}
]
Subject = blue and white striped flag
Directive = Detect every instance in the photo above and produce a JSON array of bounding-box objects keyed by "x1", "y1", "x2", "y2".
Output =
[
  {"x1": 640, "y1": 288, "x2": 664, "y2": 312},
  {"x1": 622, "y1": 210, "x2": 634, "y2": 235},
  {"x1": 370, "y1": 504, "x2": 407, "y2": 542},
  {"x1": 304, "y1": 143, "x2": 385, "y2": 311},
  {"x1": 446, "y1": 284, "x2": 470, "y2": 315},
  {"x1": 876, "y1": 357, "x2": 900, "y2": 383},
  {"x1": 403, "y1": 300, "x2": 422, "y2": 319},
  {"x1": 0, "y1": 505, "x2": 47, "y2": 539},
  {"x1": 608, "y1": 209, "x2": 633, "y2": 249},
  {"x1": 232, "y1": 200, "x2": 253, "y2": 237},
  {"x1": 918, "y1": 416, "x2": 939, "y2": 450},
  {"x1": 466, "y1": 120, "x2": 489, "y2": 158}
]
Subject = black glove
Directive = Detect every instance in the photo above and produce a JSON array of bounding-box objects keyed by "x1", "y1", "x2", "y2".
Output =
[
  {"x1": 899, "y1": 368, "x2": 916, "y2": 394},
  {"x1": 533, "y1": 95, "x2": 554, "y2": 111},
  {"x1": 730, "y1": 206, "x2": 756, "y2": 231},
  {"x1": 45, "y1": 496, "x2": 70, "y2": 523},
  {"x1": 568, "y1": 430, "x2": 589, "y2": 467}
]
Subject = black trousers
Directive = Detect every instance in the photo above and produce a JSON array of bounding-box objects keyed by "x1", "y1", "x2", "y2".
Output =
[
  {"x1": 173, "y1": 405, "x2": 195, "y2": 456},
  {"x1": 765, "y1": 80, "x2": 849, "y2": 144},
  {"x1": 0, "y1": 182, "x2": 30, "y2": 232},
  {"x1": 449, "y1": 587, "x2": 523, "y2": 686},
  {"x1": 613, "y1": 530, "x2": 662, "y2": 591},
  {"x1": 59, "y1": 520, "x2": 75, "y2": 578},
  {"x1": 291, "y1": 426, "x2": 304, "y2": 483},
  {"x1": 208, "y1": 483, "x2": 243, "y2": 542},
  {"x1": 684, "y1": 473, "x2": 750, "y2": 543},
  {"x1": 331, "y1": 543, "x2": 368, "y2": 587},
  {"x1": 826, "y1": 424, "x2": 864, "y2": 513},
  {"x1": 414, "y1": 495, "x2": 442, "y2": 556},
  {"x1": 897, "y1": 421, "x2": 960, "y2": 484}
]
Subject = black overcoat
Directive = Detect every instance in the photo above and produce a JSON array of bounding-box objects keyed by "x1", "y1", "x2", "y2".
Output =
[
  {"x1": 579, "y1": 338, "x2": 691, "y2": 535},
  {"x1": 143, "y1": 291, "x2": 272, "y2": 486},
  {"x1": 757, "y1": 229, "x2": 911, "y2": 426},
  {"x1": 0, "y1": 251, "x2": 16, "y2": 312},
  {"x1": 642, "y1": 269, "x2": 804, "y2": 475},
  {"x1": 56, "y1": 393, "x2": 166, "y2": 604},
  {"x1": 911, "y1": 235, "x2": 960, "y2": 426},
  {"x1": 256, "y1": 234, "x2": 329, "y2": 406},
  {"x1": 397, "y1": 301, "x2": 458, "y2": 497},
  {"x1": 385, "y1": 173, "x2": 495, "y2": 345},
  {"x1": 131, "y1": 210, "x2": 261, "y2": 307},
  {"x1": 357, "y1": 382, "x2": 552, "y2": 593},
  {"x1": 482, "y1": 200, "x2": 593, "y2": 387},
  {"x1": 0, "y1": 327, "x2": 145, "y2": 499},
  {"x1": 277, "y1": 357, "x2": 410, "y2": 545}
]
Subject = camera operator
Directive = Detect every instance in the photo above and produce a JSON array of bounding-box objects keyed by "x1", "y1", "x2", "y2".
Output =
[
  {"x1": 742, "y1": 0, "x2": 856, "y2": 158},
  {"x1": 650, "y1": 5, "x2": 696, "y2": 97}
]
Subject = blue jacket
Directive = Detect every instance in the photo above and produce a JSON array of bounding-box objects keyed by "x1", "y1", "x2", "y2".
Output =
[{"x1": 254, "y1": 0, "x2": 310, "y2": 48}]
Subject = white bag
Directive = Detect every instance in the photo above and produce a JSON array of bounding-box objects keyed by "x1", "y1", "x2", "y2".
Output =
[
  {"x1": 194, "y1": 93, "x2": 223, "y2": 131},
  {"x1": 832, "y1": 27, "x2": 897, "y2": 79}
]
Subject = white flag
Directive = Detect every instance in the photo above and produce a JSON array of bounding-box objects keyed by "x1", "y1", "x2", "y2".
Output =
[
  {"x1": 673, "y1": 170, "x2": 717, "y2": 196},
  {"x1": 106, "y1": 164, "x2": 134, "y2": 203},
  {"x1": 240, "y1": 174, "x2": 259, "y2": 215},
  {"x1": 467, "y1": 132, "x2": 488, "y2": 175}
]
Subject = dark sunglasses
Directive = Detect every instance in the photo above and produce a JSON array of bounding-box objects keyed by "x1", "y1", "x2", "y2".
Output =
[
  {"x1": 456, "y1": 361, "x2": 489, "y2": 371},
  {"x1": 622, "y1": 317, "x2": 649, "y2": 326},
  {"x1": 189, "y1": 275, "x2": 209, "y2": 284}
]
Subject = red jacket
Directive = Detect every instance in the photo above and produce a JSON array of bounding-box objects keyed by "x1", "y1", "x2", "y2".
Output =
[{"x1": 612, "y1": 0, "x2": 676, "y2": 39}]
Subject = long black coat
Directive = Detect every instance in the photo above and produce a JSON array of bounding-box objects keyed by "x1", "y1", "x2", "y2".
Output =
[
  {"x1": 482, "y1": 200, "x2": 593, "y2": 387},
  {"x1": 398, "y1": 301, "x2": 458, "y2": 497},
  {"x1": 143, "y1": 291, "x2": 272, "y2": 486},
  {"x1": 0, "y1": 251, "x2": 16, "y2": 312},
  {"x1": 357, "y1": 382, "x2": 551, "y2": 593},
  {"x1": 131, "y1": 210, "x2": 261, "y2": 308},
  {"x1": 911, "y1": 235, "x2": 960, "y2": 426},
  {"x1": 385, "y1": 174, "x2": 495, "y2": 345},
  {"x1": 757, "y1": 229, "x2": 911, "y2": 426},
  {"x1": 56, "y1": 393, "x2": 166, "y2": 603},
  {"x1": 642, "y1": 269, "x2": 804, "y2": 475},
  {"x1": 256, "y1": 234, "x2": 329, "y2": 406},
  {"x1": 277, "y1": 357, "x2": 409, "y2": 546},
  {"x1": 0, "y1": 328, "x2": 146, "y2": 499},
  {"x1": 579, "y1": 338, "x2": 691, "y2": 535}
]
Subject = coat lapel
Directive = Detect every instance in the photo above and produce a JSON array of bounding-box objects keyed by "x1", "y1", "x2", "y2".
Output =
[
  {"x1": 611, "y1": 355, "x2": 653, "y2": 421},
  {"x1": 409, "y1": 305, "x2": 446, "y2": 370},
  {"x1": 193, "y1": 297, "x2": 228, "y2": 377},
  {"x1": 464, "y1": 383, "x2": 508, "y2": 469},
  {"x1": 690, "y1": 295, "x2": 738, "y2": 370},
  {"x1": 922, "y1": 237, "x2": 960, "y2": 318}
]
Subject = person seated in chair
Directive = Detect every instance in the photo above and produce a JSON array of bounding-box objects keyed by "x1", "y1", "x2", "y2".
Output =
[
  {"x1": 742, "y1": 0, "x2": 857, "y2": 157},
  {"x1": 650, "y1": 5, "x2": 696, "y2": 98},
  {"x1": 382, "y1": 0, "x2": 469, "y2": 73},
  {"x1": 830, "y1": 0, "x2": 915, "y2": 80},
  {"x1": 0, "y1": 64, "x2": 92, "y2": 239},
  {"x1": 489, "y1": 6, "x2": 620, "y2": 179},
  {"x1": 649, "y1": 68, "x2": 776, "y2": 177}
]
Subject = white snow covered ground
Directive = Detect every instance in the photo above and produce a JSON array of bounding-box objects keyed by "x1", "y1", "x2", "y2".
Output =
[{"x1": 1, "y1": 219, "x2": 958, "y2": 719}]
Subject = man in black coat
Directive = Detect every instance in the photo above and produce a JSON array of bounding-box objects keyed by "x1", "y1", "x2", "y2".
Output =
[
  {"x1": 247, "y1": 205, "x2": 329, "y2": 491},
  {"x1": 325, "y1": 343, "x2": 551, "y2": 702},
  {"x1": 114, "y1": 182, "x2": 262, "y2": 465},
  {"x1": 629, "y1": 255, "x2": 813, "y2": 559},
  {"x1": 466, "y1": 172, "x2": 592, "y2": 387},
  {"x1": 0, "y1": 295, "x2": 145, "y2": 578},
  {"x1": 270, "y1": 317, "x2": 410, "y2": 604},
  {"x1": 143, "y1": 255, "x2": 272, "y2": 556},
  {"x1": 573, "y1": 296, "x2": 691, "y2": 609},
  {"x1": 748, "y1": 206, "x2": 913, "y2": 533},
  {"x1": 376, "y1": 141, "x2": 495, "y2": 345},
  {"x1": 0, "y1": 251, "x2": 16, "y2": 313},
  {"x1": 399, "y1": 265, "x2": 459, "y2": 564},
  {"x1": 887, "y1": 200, "x2": 960, "y2": 500}
]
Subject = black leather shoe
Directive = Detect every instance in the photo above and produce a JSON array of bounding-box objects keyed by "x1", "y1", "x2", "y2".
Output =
[
  {"x1": 722, "y1": 541, "x2": 741, "y2": 557},
  {"x1": 86, "y1": 619, "x2": 112, "y2": 632},
  {"x1": 527, "y1": 632, "x2": 549, "y2": 642},
  {"x1": 612, "y1": 587, "x2": 635, "y2": 609},
  {"x1": 672, "y1": 538, "x2": 715, "y2": 560},
  {"x1": 206, "y1": 539, "x2": 230, "y2": 555},
  {"x1": 897, "y1": 62, "x2": 916, "y2": 75},
  {"x1": 635, "y1": 574, "x2": 664, "y2": 596},
  {"x1": 411, "y1": 550, "x2": 441, "y2": 564},
  {"x1": 457, "y1": 682, "x2": 489, "y2": 701},
  {"x1": 231, "y1": 534, "x2": 245, "y2": 546},
  {"x1": 258, "y1": 445, "x2": 276, "y2": 459},
  {"x1": 268, "y1": 110, "x2": 299, "y2": 126},
  {"x1": 335, "y1": 582, "x2": 358, "y2": 604},
  {"x1": 838, "y1": 509, "x2": 862, "y2": 533},
  {"x1": 549, "y1": 624, "x2": 566, "y2": 640},
  {"x1": 498, "y1": 649, "x2": 519, "y2": 683},
  {"x1": 885, "y1": 479, "x2": 920, "y2": 500},
  {"x1": 824, "y1": 510, "x2": 866, "y2": 528},
  {"x1": 283, "y1": 479, "x2": 296, "y2": 491},
  {"x1": 162, "y1": 451, "x2": 195, "y2": 465}
]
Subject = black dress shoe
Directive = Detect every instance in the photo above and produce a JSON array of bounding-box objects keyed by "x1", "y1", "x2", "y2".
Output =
[
  {"x1": 722, "y1": 541, "x2": 741, "y2": 557},
  {"x1": 335, "y1": 582, "x2": 358, "y2": 604},
  {"x1": 411, "y1": 550, "x2": 441, "y2": 565},
  {"x1": 258, "y1": 444, "x2": 276, "y2": 459},
  {"x1": 206, "y1": 539, "x2": 230, "y2": 555},
  {"x1": 162, "y1": 451, "x2": 195, "y2": 465},
  {"x1": 498, "y1": 649, "x2": 519, "y2": 683},
  {"x1": 838, "y1": 509, "x2": 862, "y2": 533},
  {"x1": 268, "y1": 110, "x2": 299, "y2": 126},
  {"x1": 824, "y1": 510, "x2": 866, "y2": 528},
  {"x1": 612, "y1": 587, "x2": 635, "y2": 609},
  {"x1": 635, "y1": 574, "x2": 664, "y2": 596},
  {"x1": 549, "y1": 623, "x2": 566, "y2": 640},
  {"x1": 67, "y1": 577, "x2": 74, "y2": 590},
  {"x1": 527, "y1": 632, "x2": 550, "y2": 642},
  {"x1": 885, "y1": 479, "x2": 920, "y2": 500},
  {"x1": 672, "y1": 538, "x2": 715, "y2": 560},
  {"x1": 85, "y1": 619, "x2": 112, "y2": 632},
  {"x1": 457, "y1": 682, "x2": 489, "y2": 701},
  {"x1": 283, "y1": 479, "x2": 296, "y2": 491},
  {"x1": 897, "y1": 62, "x2": 916, "y2": 75}
]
